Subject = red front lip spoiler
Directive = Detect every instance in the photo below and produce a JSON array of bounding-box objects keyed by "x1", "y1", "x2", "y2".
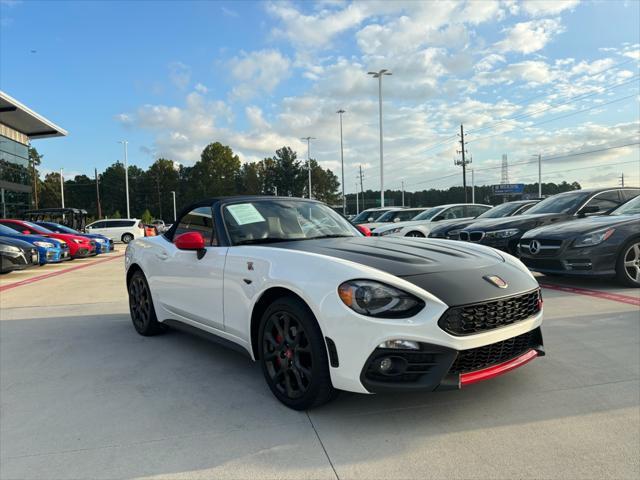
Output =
[{"x1": 460, "y1": 349, "x2": 539, "y2": 387}]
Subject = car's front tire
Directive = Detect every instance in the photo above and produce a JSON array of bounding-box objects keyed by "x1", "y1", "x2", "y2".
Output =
[
  {"x1": 405, "y1": 231, "x2": 425, "y2": 237},
  {"x1": 258, "y1": 296, "x2": 337, "y2": 410},
  {"x1": 128, "y1": 270, "x2": 165, "y2": 335},
  {"x1": 616, "y1": 239, "x2": 640, "y2": 287},
  {"x1": 122, "y1": 233, "x2": 134, "y2": 243}
]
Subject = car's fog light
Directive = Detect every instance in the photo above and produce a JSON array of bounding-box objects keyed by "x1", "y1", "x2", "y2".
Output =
[
  {"x1": 378, "y1": 357, "x2": 393, "y2": 372},
  {"x1": 378, "y1": 339, "x2": 420, "y2": 350}
]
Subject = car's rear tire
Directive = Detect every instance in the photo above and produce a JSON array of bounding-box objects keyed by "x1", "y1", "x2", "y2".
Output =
[
  {"x1": 258, "y1": 296, "x2": 337, "y2": 410},
  {"x1": 405, "y1": 231, "x2": 425, "y2": 237},
  {"x1": 128, "y1": 270, "x2": 165, "y2": 335},
  {"x1": 122, "y1": 233, "x2": 134, "y2": 243},
  {"x1": 616, "y1": 239, "x2": 640, "y2": 288}
]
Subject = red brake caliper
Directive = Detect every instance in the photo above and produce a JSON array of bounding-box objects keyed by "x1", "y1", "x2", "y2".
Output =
[{"x1": 275, "y1": 334, "x2": 284, "y2": 367}]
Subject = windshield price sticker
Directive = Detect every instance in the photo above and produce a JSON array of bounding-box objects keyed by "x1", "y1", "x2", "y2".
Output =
[{"x1": 226, "y1": 203, "x2": 266, "y2": 225}]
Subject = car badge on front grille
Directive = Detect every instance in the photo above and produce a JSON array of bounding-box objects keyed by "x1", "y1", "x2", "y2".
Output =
[
  {"x1": 483, "y1": 275, "x2": 508, "y2": 288},
  {"x1": 529, "y1": 240, "x2": 541, "y2": 255}
]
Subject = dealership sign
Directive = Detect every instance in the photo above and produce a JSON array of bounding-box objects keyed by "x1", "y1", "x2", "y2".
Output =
[{"x1": 493, "y1": 183, "x2": 525, "y2": 195}]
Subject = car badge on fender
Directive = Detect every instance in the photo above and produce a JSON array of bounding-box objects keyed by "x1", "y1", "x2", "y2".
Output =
[
  {"x1": 484, "y1": 275, "x2": 508, "y2": 288},
  {"x1": 247, "y1": 261, "x2": 254, "y2": 271}
]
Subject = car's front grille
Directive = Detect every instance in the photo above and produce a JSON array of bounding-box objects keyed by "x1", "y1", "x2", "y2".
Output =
[
  {"x1": 449, "y1": 328, "x2": 542, "y2": 374},
  {"x1": 439, "y1": 289, "x2": 541, "y2": 336},
  {"x1": 519, "y1": 239, "x2": 563, "y2": 257}
]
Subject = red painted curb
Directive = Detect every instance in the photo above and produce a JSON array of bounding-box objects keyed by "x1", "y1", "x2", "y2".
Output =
[
  {"x1": 0, "y1": 253, "x2": 125, "y2": 292},
  {"x1": 540, "y1": 283, "x2": 640, "y2": 307}
]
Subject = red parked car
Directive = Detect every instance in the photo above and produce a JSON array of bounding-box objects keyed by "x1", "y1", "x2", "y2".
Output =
[{"x1": 0, "y1": 219, "x2": 96, "y2": 258}]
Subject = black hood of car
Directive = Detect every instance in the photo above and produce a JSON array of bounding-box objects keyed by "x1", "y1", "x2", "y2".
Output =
[
  {"x1": 522, "y1": 214, "x2": 640, "y2": 239},
  {"x1": 269, "y1": 237, "x2": 539, "y2": 306},
  {"x1": 462, "y1": 213, "x2": 569, "y2": 232}
]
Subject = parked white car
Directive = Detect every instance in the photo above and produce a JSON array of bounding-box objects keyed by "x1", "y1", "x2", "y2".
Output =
[
  {"x1": 351, "y1": 207, "x2": 398, "y2": 225},
  {"x1": 360, "y1": 207, "x2": 428, "y2": 231},
  {"x1": 373, "y1": 203, "x2": 492, "y2": 237},
  {"x1": 85, "y1": 218, "x2": 145, "y2": 243},
  {"x1": 125, "y1": 196, "x2": 544, "y2": 410}
]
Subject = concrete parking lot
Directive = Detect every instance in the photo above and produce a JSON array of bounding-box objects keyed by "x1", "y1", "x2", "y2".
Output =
[{"x1": 1, "y1": 254, "x2": 639, "y2": 479}]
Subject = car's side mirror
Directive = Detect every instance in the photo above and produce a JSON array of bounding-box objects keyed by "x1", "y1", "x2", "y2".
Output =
[
  {"x1": 175, "y1": 232, "x2": 207, "y2": 259},
  {"x1": 433, "y1": 215, "x2": 445, "y2": 222},
  {"x1": 355, "y1": 225, "x2": 371, "y2": 236},
  {"x1": 22, "y1": 230, "x2": 30, "y2": 235},
  {"x1": 578, "y1": 205, "x2": 600, "y2": 217}
]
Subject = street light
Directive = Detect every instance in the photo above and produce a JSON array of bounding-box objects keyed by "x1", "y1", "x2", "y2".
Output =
[
  {"x1": 367, "y1": 69, "x2": 392, "y2": 208},
  {"x1": 59, "y1": 168, "x2": 65, "y2": 208},
  {"x1": 170, "y1": 190, "x2": 177, "y2": 221},
  {"x1": 118, "y1": 140, "x2": 130, "y2": 218},
  {"x1": 300, "y1": 136, "x2": 316, "y2": 199},
  {"x1": 337, "y1": 109, "x2": 346, "y2": 215}
]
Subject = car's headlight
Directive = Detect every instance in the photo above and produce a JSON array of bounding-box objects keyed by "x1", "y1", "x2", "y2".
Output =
[
  {"x1": 485, "y1": 228, "x2": 520, "y2": 239},
  {"x1": 338, "y1": 280, "x2": 424, "y2": 318},
  {"x1": 573, "y1": 228, "x2": 615, "y2": 248},
  {"x1": 72, "y1": 238, "x2": 86, "y2": 244},
  {"x1": 380, "y1": 227, "x2": 403, "y2": 236},
  {"x1": 94, "y1": 238, "x2": 106, "y2": 243},
  {"x1": 33, "y1": 241, "x2": 54, "y2": 248},
  {"x1": 0, "y1": 244, "x2": 20, "y2": 253}
]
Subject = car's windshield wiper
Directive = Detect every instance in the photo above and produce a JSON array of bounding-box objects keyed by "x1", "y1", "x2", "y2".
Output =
[{"x1": 307, "y1": 234, "x2": 354, "y2": 240}]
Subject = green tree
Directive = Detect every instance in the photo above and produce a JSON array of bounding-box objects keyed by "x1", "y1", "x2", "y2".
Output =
[
  {"x1": 188, "y1": 142, "x2": 241, "y2": 199},
  {"x1": 272, "y1": 146, "x2": 305, "y2": 197},
  {"x1": 141, "y1": 209, "x2": 153, "y2": 224}
]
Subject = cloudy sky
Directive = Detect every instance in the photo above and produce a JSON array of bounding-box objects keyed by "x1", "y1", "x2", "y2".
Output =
[{"x1": 1, "y1": 0, "x2": 639, "y2": 193}]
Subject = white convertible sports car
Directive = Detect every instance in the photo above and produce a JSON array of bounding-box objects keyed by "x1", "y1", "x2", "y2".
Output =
[{"x1": 125, "y1": 196, "x2": 545, "y2": 410}]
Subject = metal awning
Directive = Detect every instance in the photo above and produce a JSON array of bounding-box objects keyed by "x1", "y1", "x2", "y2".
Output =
[{"x1": 0, "y1": 91, "x2": 68, "y2": 139}]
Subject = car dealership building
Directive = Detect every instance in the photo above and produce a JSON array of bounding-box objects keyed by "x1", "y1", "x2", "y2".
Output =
[{"x1": 0, "y1": 91, "x2": 67, "y2": 218}]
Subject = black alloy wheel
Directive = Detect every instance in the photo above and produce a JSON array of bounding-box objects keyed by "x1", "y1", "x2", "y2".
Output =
[
  {"x1": 617, "y1": 240, "x2": 640, "y2": 287},
  {"x1": 259, "y1": 296, "x2": 337, "y2": 410},
  {"x1": 122, "y1": 233, "x2": 134, "y2": 243},
  {"x1": 128, "y1": 270, "x2": 165, "y2": 335},
  {"x1": 405, "y1": 231, "x2": 425, "y2": 237}
]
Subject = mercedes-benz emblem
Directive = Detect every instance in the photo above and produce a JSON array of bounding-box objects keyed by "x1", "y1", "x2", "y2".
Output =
[{"x1": 529, "y1": 240, "x2": 541, "y2": 255}]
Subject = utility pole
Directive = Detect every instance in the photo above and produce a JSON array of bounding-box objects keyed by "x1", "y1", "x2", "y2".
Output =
[
  {"x1": 455, "y1": 124, "x2": 471, "y2": 203},
  {"x1": 95, "y1": 168, "x2": 102, "y2": 219},
  {"x1": 59, "y1": 168, "x2": 65, "y2": 208},
  {"x1": 619, "y1": 172, "x2": 625, "y2": 187},
  {"x1": 401, "y1": 180, "x2": 405, "y2": 207},
  {"x1": 358, "y1": 165, "x2": 365, "y2": 210},
  {"x1": 170, "y1": 190, "x2": 177, "y2": 221},
  {"x1": 368, "y1": 69, "x2": 392, "y2": 208},
  {"x1": 471, "y1": 169, "x2": 475, "y2": 203},
  {"x1": 337, "y1": 109, "x2": 346, "y2": 215},
  {"x1": 118, "y1": 140, "x2": 131, "y2": 218},
  {"x1": 301, "y1": 136, "x2": 315, "y2": 199},
  {"x1": 355, "y1": 183, "x2": 359, "y2": 214}
]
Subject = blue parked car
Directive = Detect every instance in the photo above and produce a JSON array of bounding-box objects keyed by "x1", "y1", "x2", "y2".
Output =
[
  {"x1": 35, "y1": 222, "x2": 114, "y2": 254},
  {"x1": 0, "y1": 224, "x2": 69, "y2": 265}
]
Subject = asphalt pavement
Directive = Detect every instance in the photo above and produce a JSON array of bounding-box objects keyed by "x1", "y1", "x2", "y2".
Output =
[{"x1": 1, "y1": 253, "x2": 638, "y2": 479}]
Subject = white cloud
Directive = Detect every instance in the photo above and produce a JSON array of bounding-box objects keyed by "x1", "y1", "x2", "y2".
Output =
[
  {"x1": 520, "y1": 0, "x2": 580, "y2": 17},
  {"x1": 221, "y1": 6, "x2": 239, "y2": 18},
  {"x1": 168, "y1": 61, "x2": 191, "y2": 90},
  {"x1": 228, "y1": 49, "x2": 291, "y2": 100},
  {"x1": 495, "y1": 19, "x2": 565, "y2": 54},
  {"x1": 194, "y1": 83, "x2": 208, "y2": 94}
]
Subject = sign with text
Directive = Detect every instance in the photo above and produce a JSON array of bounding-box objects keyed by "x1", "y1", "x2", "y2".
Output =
[{"x1": 493, "y1": 183, "x2": 525, "y2": 195}]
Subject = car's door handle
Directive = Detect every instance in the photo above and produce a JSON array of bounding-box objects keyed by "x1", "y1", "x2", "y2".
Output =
[{"x1": 155, "y1": 252, "x2": 169, "y2": 260}]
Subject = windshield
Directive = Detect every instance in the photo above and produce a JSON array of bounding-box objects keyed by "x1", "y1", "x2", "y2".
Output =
[
  {"x1": 412, "y1": 207, "x2": 442, "y2": 221},
  {"x1": 224, "y1": 200, "x2": 358, "y2": 245},
  {"x1": 0, "y1": 224, "x2": 20, "y2": 235},
  {"x1": 375, "y1": 210, "x2": 402, "y2": 222},
  {"x1": 526, "y1": 191, "x2": 590, "y2": 215},
  {"x1": 23, "y1": 221, "x2": 54, "y2": 233},
  {"x1": 41, "y1": 223, "x2": 78, "y2": 234},
  {"x1": 611, "y1": 195, "x2": 640, "y2": 216},
  {"x1": 478, "y1": 202, "x2": 525, "y2": 219},
  {"x1": 351, "y1": 209, "x2": 391, "y2": 224}
]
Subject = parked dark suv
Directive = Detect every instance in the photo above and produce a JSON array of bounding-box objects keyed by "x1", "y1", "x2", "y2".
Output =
[{"x1": 457, "y1": 188, "x2": 639, "y2": 255}]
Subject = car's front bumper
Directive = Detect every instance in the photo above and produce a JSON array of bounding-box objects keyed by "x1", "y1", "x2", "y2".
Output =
[
  {"x1": 518, "y1": 239, "x2": 617, "y2": 277},
  {"x1": 319, "y1": 288, "x2": 544, "y2": 394}
]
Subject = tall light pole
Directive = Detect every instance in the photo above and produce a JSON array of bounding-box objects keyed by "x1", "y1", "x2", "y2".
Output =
[
  {"x1": 170, "y1": 190, "x2": 177, "y2": 221},
  {"x1": 59, "y1": 168, "x2": 65, "y2": 208},
  {"x1": 118, "y1": 140, "x2": 130, "y2": 218},
  {"x1": 301, "y1": 136, "x2": 315, "y2": 199},
  {"x1": 368, "y1": 69, "x2": 391, "y2": 207},
  {"x1": 337, "y1": 109, "x2": 346, "y2": 215}
]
